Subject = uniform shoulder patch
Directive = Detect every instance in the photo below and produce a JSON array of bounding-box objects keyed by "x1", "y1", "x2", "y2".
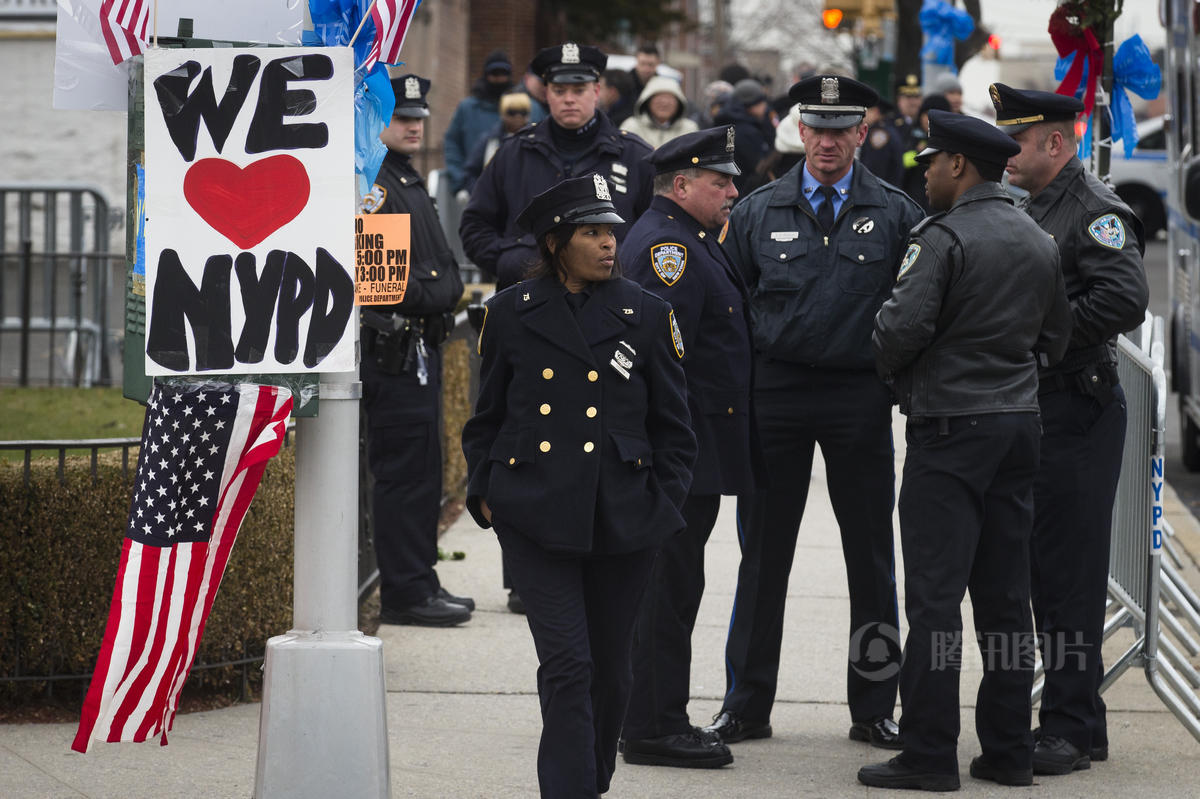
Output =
[
  {"x1": 360, "y1": 184, "x2": 387, "y2": 214},
  {"x1": 651, "y1": 242, "x2": 688, "y2": 286},
  {"x1": 1088, "y1": 213, "x2": 1126, "y2": 249},
  {"x1": 669, "y1": 309, "x2": 684, "y2": 359},
  {"x1": 898, "y1": 243, "x2": 921, "y2": 279},
  {"x1": 869, "y1": 128, "x2": 891, "y2": 150}
]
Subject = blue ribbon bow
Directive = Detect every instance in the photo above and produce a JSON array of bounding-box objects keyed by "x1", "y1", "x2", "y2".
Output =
[
  {"x1": 1111, "y1": 34, "x2": 1162, "y2": 158},
  {"x1": 919, "y1": 0, "x2": 975, "y2": 68}
]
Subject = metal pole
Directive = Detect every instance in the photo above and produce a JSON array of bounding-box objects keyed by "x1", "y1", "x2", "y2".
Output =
[
  {"x1": 255, "y1": 339, "x2": 390, "y2": 799},
  {"x1": 1096, "y1": 5, "x2": 1115, "y2": 181},
  {"x1": 19, "y1": 239, "x2": 32, "y2": 387}
]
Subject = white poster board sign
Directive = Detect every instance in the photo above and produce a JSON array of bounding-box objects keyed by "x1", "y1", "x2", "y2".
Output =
[{"x1": 143, "y1": 46, "x2": 356, "y2": 376}]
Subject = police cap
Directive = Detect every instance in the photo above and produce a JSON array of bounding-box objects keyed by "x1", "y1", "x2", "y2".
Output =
[
  {"x1": 989, "y1": 82, "x2": 1082, "y2": 135},
  {"x1": 916, "y1": 109, "x2": 1021, "y2": 169},
  {"x1": 391, "y1": 74, "x2": 430, "y2": 118},
  {"x1": 895, "y1": 72, "x2": 922, "y2": 98},
  {"x1": 788, "y1": 75, "x2": 879, "y2": 129},
  {"x1": 645, "y1": 125, "x2": 741, "y2": 176},
  {"x1": 529, "y1": 43, "x2": 607, "y2": 84},
  {"x1": 516, "y1": 174, "x2": 626, "y2": 239}
]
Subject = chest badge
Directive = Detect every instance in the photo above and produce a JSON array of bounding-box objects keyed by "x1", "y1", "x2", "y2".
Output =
[
  {"x1": 852, "y1": 217, "x2": 874, "y2": 234},
  {"x1": 898, "y1": 243, "x2": 921, "y2": 279},
  {"x1": 1088, "y1": 213, "x2": 1126, "y2": 250},
  {"x1": 651, "y1": 242, "x2": 687, "y2": 286},
  {"x1": 360, "y1": 184, "x2": 386, "y2": 214},
  {"x1": 610, "y1": 347, "x2": 632, "y2": 380}
]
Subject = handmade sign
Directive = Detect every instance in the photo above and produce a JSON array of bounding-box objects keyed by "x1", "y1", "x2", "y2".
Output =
[
  {"x1": 355, "y1": 213, "x2": 411, "y2": 305},
  {"x1": 143, "y1": 47, "x2": 356, "y2": 375}
]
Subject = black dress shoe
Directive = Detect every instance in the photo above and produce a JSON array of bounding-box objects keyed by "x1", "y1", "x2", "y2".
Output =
[
  {"x1": 507, "y1": 590, "x2": 526, "y2": 614},
  {"x1": 858, "y1": 757, "x2": 960, "y2": 791},
  {"x1": 621, "y1": 729, "x2": 733, "y2": 768},
  {"x1": 436, "y1": 585, "x2": 475, "y2": 611},
  {"x1": 849, "y1": 717, "x2": 903, "y2": 750},
  {"x1": 1032, "y1": 734, "x2": 1090, "y2": 775},
  {"x1": 702, "y1": 710, "x2": 772, "y2": 743},
  {"x1": 969, "y1": 755, "x2": 1033, "y2": 786},
  {"x1": 380, "y1": 597, "x2": 471, "y2": 627}
]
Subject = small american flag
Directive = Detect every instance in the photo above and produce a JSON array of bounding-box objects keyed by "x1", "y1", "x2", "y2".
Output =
[
  {"x1": 72, "y1": 381, "x2": 292, "y2": 752},
  {"x1": 98, "y1": 0, "x2": 149, "y2": 66},
  {"x1": 362, "y1": 0, "x2": 421, "y2": 72}
]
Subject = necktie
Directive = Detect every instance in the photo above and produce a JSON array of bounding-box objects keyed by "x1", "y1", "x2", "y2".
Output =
[
  {"x1": 816, "y1": 185, "x2": 837, "y2": 232},
  {"x1": 565, "y1": 291, "x2": 588, "y2": 315}
]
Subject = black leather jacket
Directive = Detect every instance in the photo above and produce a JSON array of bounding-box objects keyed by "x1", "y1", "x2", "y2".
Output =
[{"x1": 873, "y1": 183, "x2": 1073, "y2": 417}]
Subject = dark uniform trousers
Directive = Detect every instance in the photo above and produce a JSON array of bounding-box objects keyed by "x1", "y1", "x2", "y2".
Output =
[
  {"x1": 496, "y1": 522, "x2": 656, "y2": 799},
  {"x1": 623, "y1": 493, "x2": 722, "y2": 740},
  {"x1": 725, "y1": 362, "x2": 900, "y2": 723},
  {"x1": 1033, "y1": 383, "x2": 1127, "y2": 753},
  {"x1": 897, "y1": 413, "x2": 1040, "y2": 775},
  {"x1": 361, "y1": 341, "x2": 444, "y2": 611}
]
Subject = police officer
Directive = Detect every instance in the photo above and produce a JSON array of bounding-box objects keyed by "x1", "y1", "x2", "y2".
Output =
[
  {"x1": 708, "y1": 75, "x2": 923, "y2": 748},
  {"x1": 860, "y1": 110, "x2": 1073, "y2": 791},
  {"x1": 990, "y1": 83, "x2": 1149, "y2": 775},
  {"x1": 861, "y1": 99, "x2": 905, "y2": 188},
  {"x1": 461, "y1": 175, "x2": 696, "y2": 797},
  {"x1": 888, "y1": 73, "x2": 923, "y2": 146},
  {"x1": 618, "y1": 127, "x2": 760, "y2": 769},
  {"x1": 360, "y1": 75, "x2": 472, "y2": 626},
  {"x1": 459, "y1": 42, "x2": 655, "y2": 289}
]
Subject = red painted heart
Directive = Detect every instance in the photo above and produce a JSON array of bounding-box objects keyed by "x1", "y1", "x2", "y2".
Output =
[{"x1": 182, "y1": 155, "x2": 311, "y2": 250}]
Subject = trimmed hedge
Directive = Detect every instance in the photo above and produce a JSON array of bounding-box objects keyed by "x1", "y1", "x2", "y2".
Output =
[{"x1": 0, "y1": 445, "x2": 296, "y2": 708}]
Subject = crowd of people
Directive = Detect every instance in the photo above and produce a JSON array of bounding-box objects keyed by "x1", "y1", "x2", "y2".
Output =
[{"x1": 357, "y1": 40, "x2": 1149, "y2": 798}]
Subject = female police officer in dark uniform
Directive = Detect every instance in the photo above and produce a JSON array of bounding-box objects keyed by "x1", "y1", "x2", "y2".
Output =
[{"x1": 461, "y1": 174, "x2": 696, "y2": 798}]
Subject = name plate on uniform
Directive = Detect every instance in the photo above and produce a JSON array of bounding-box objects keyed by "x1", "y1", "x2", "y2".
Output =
[{"x1": 770, "y1": 231, "x2": 800, "y2": 242}]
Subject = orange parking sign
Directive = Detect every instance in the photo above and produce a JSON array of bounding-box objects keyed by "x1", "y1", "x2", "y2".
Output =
[{"x1": 355, "y1": 213, "x2": 411, "y2": 305}]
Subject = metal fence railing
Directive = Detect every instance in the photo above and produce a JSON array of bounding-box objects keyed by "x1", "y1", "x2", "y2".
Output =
[
  {"x1": 1033, "y1": 315, "x2": 1200, "y2": 742},
  {"x1": 1, "y1": 184, "x2": 121, "y2": 387}
]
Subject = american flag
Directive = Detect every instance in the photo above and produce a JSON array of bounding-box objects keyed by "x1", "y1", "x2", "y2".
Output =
[
  {"x1": 362, "y1": 0, "x2": 422, "y2": 72},
  {"x1": 72, "y1": 381, "x2": 292, "y2": 752},
  {"x1": 98, "y1": 0, "x2": 149, "y2": 66}
]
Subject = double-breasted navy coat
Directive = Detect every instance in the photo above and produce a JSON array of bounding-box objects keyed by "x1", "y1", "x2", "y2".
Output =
[{"x1": 462, "y1": 274, "x2": 697, "y2": 554}]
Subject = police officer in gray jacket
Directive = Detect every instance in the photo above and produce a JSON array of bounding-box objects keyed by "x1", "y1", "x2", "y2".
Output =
[
  {"x1": 860, "y1": 110, "x2": 1072, "y2": 792},
  {"x1": 991, "y1": 83, "x2": 1149, "y2": 776},
  {"x1": 709, "y1": 75, "x2": 923, "y2": 749}
]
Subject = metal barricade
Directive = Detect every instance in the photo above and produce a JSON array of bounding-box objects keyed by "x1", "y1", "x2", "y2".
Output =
[
  {"x1": 1032, "y1": 316, "x2": 1200, "y2": 742},
  {"x1": 0, "y1": 183, "x2": 120, "y2": 386},
  {"x1": 429, "y1": 168, "x2": 486, "y2": 285}
]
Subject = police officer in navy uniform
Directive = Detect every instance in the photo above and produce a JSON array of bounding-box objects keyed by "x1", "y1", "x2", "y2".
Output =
[
  {"x1": 708, "y1": 75, "x2": 923, "y2": 749},
  {"x1": 360, "y1": 75, "x2": 472, "y2": 626},
  {"x1": 990, "y1": 83, "x2": 1149, "y2": 776},
  {"x1": 887, "y1": 73, "x2": 923, "y2": 148},
  {"x1": 618, "y1": 127, "x2": 761, "y2": 769},
  {"x1": 462, "y1": 175, "x2": 696, "y2": 798},
  {"x1": 860, "y1": 110, "x2": 1073, "y2": 792},
  {"x1": 459, "y1": 43, "x2": 655, "y2": 289}
]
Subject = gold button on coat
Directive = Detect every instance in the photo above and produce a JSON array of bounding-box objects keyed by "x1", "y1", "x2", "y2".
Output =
[
  {"x1": 508, "y1": 457, "x2": 516, "y2": 465},
  {"x1": 583, "y1": 441, "x2": 595, "y2": 453},
  {"x1": 539, "y1": 441, "x2": 551, "y2": 453},
  {"x1": 542, "y1": 368, "x2": 554, "y2": 379},
  {"x1": 727, "y1": 407, "x2": 734, "y2": 414},
  {"x1": 540, "y1": 403, "x2": 551, "y2": 415},
  {"x1": 586, "y1": 406, "x2": 597, "y2": 418},
  {"x1": 587, "y1": 370, "x2": 599, "y2": 382}
]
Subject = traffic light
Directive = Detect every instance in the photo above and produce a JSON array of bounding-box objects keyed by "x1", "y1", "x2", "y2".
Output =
[{"x1": 821, "y1": 0, "x2": 895, "y2": 37}]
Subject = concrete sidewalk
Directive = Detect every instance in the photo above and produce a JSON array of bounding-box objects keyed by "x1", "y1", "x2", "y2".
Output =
[{"x1": 4, "y1": 413, "x2": 1200, "y2": 798}]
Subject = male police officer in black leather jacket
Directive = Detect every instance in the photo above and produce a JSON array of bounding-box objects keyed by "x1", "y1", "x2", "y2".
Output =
[{"x1": 861, "y1": 110, "x2": 1072, "y2": 792}]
